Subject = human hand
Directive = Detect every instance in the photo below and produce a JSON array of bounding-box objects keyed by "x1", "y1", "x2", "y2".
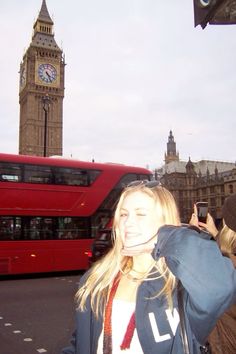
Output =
[
  {"x1": 189, "y1": 204, "x2": 199, "y2": 228},
  {"x1": 189, "y1": 204, "x2": 218, "y2": 237},
  {"x1": 199, "y1": 213, "x2": 218, "y2": 237}
]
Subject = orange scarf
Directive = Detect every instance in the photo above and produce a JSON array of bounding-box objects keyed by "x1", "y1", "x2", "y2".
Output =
[{"x1": 103, "y1": 273, "x2": 136, "y2": 353}]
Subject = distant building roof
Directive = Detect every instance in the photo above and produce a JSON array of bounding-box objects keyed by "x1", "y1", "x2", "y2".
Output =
[{"x1": 161, "y1": 159, "x2": 235, "y2": 176}]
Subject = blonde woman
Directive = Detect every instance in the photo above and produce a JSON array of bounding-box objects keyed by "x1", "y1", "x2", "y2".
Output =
[{"x1": 62, "y1": 181, "x2": 236, "y2": 354}]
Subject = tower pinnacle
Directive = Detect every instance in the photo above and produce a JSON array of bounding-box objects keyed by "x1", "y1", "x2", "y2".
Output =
[
  {"x1": 164, "y1": 130, "x2": 179, "y2": 164},
  {"x1": 38, "y1": 0, "x2": 53, "y2": 24}
]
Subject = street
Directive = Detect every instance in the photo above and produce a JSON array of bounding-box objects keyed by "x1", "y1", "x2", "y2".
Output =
[{"x1": 0, "y1": 272, "x2": 83, "y2": 354}]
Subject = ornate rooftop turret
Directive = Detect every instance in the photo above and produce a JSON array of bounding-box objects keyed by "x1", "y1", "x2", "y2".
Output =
[
  {"x1": 165, "y1": 130, "x2": 179, "y2": 164},
  {"x1": 186, "y1": 157, "x2": 196, "y2": 175},
  {"x1": 207, "y1": 167, "x2": 210, "y2": 179}
]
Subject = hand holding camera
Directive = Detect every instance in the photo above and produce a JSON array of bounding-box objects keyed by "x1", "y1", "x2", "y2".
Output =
[{"x1": 189, "y1": 202, "x2": 218, "y2": 237}]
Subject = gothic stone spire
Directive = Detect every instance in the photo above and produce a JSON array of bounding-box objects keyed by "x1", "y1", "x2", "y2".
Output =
[{"x1": 38, "y1": 0, "x2": 53, "y2": 24}]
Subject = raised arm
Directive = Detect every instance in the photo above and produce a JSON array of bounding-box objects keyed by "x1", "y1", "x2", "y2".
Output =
[{"x1": 152, "y1": 225, "x2": 236, "y2": 342}]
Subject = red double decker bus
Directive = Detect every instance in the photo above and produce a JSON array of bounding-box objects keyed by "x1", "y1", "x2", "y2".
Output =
[{"x1": 0, "y1": 153, "x2": 151, "y2": 275}]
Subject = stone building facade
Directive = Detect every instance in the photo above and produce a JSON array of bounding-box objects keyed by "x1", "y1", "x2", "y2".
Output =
[{"x1": 159, "y1": 131, "x2": 236, "y2": 223}]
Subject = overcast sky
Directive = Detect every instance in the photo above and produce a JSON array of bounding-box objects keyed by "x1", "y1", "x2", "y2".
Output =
[{"x1": 1, "y1": 0, "x2": 236, "y2": 169}]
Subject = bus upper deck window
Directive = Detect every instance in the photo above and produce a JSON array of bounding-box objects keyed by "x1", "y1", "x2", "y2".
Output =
[{"x1": 0, "y1": 162, "x2": 22, "y2": 182}]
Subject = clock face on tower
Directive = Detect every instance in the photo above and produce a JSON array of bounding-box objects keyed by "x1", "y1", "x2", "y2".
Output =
[{"x1": 38, "y1": 63, "x2": 57, "y2": 84}]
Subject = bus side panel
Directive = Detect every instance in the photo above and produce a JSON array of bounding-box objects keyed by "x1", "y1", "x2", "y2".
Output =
[
  {"x1": 53, "y1": 239, "x2": 93, "y2": 271},
  {"x1": 0, "y1": 187, "x2": 85, "y2": 216},
  {"x1": 0, "y1": 240, "x2": 93, "y2": 275}
]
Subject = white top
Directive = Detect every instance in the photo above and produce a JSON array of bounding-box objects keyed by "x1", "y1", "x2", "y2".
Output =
[{"x1": 97, "y1": 299, "x2": 144, "y2": 354}]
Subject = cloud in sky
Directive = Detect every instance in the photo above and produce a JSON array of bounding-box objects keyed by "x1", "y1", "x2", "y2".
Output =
[{"x1": 0, "y1": 0, "x2": 235, "y2": 169}]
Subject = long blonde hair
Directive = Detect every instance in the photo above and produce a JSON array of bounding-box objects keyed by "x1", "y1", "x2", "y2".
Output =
[
  {"x1": 217, "y1": 222, "x2": 236, "y2": 256},
  {"x1": 76, "y1": 183, "x2": 181, "y2": 317}
]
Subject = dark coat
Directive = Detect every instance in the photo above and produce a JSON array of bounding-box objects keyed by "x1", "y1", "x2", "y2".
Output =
[
  {"x1": 61, "y1": 225, "x2": 236, "y2": 354},
  {"x1": 208, "y1": 254, "x2": 236, "y2": 354}
]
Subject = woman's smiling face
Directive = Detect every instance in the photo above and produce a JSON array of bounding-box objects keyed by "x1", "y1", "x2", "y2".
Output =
[{"x1": 118, "y1": 190, "x2": 164, "y2": 249}]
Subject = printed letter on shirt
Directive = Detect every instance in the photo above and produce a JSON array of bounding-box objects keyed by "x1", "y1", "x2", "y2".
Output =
[
  {"x1": 165, "y1": 308, "x2": 179, "y2": 335},
  {"x1": 148, "y1": 313, "x2": 171, "y2": 343}
]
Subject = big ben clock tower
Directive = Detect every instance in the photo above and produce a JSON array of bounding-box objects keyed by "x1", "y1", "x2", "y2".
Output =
[{"x1": 19, "y1": 0, "x2": 65, "y2": 157}]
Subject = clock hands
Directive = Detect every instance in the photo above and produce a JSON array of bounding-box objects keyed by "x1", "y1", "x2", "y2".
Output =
[{"x1": 46, "y1": 71, "x2": 53, "y2": 82}]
